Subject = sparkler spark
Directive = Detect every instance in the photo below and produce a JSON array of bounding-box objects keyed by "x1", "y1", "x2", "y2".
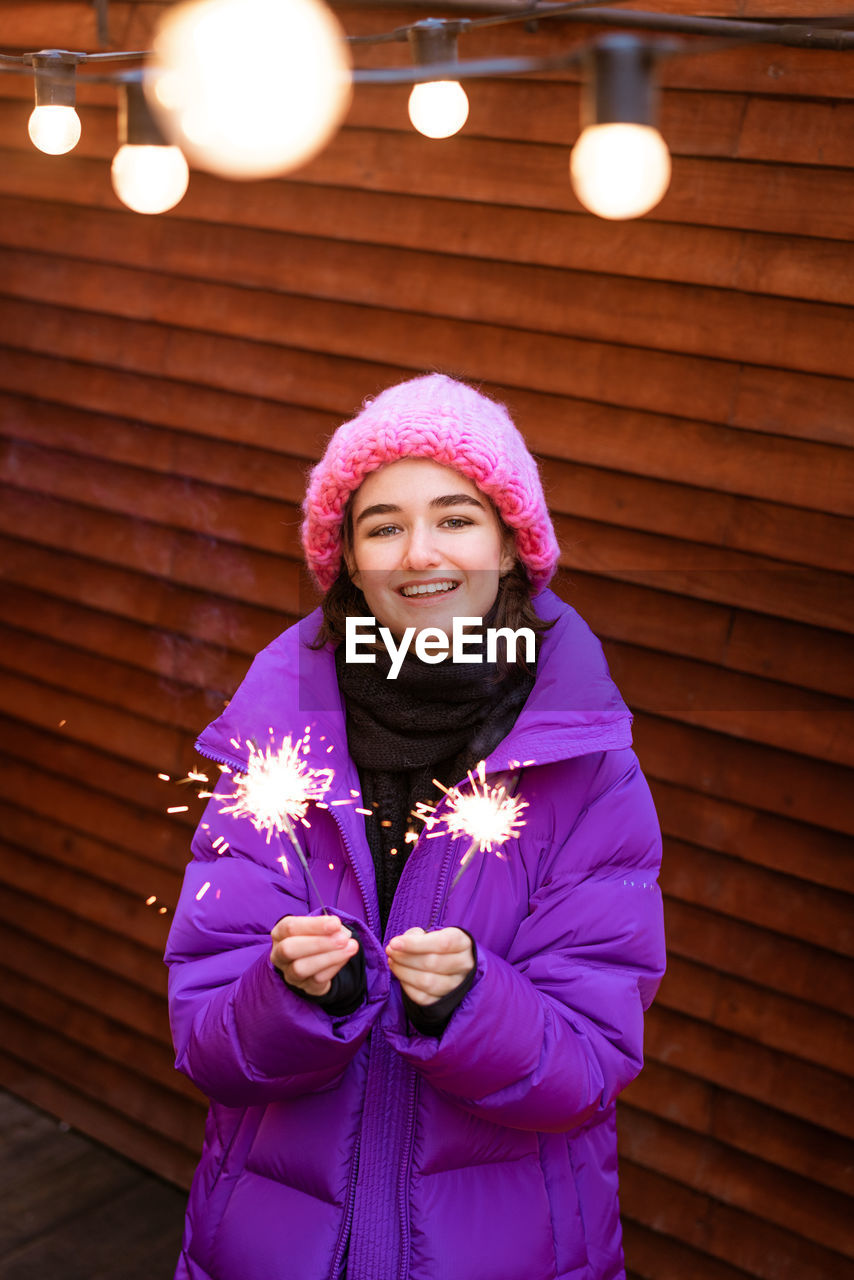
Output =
[
  {"x1": 217, "y1": 730, "x2": 334, "y2": 911},
  {"x1": 218, "y1": 732, "x2": 334, "y2": 840},
  {"x1": 414, "y1": 761, "x2": 528, "y2": 887}
]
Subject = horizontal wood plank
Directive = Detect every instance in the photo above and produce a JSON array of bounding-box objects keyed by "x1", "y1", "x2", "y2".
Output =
[
  {"x1": 2, "y1": 644, "x2": 851, "y2": 846},
  {"x1": 567, "y1": 572, "x2": 854, "y2": 700},
  {"x1": 4, "y1": 41, "x2": 853, "y2": 165},
  {"x1": 0, "y1": 1052, "x2": 201, "y2": 1188},
  {"x1": 0, "y1": 1009, "x2": 200, "y2": 1146},
  {"x1": 0, "y1": 727, "x2": 193, "y2": 869},
  {"x1": 0, "y1": 883, "x2": 169, "y2": 1000},
  {"x1": 623, "y1": 1062, "x2": 853, "y2": 1197},
  {"x1": 0, "y1": 581, "x2": 248, "y2": 698},
  {"x1": 297, "y1": 129, "x2": 854, "y2": 241},
  {"x1": 0, "y1": 531, "x2": 289, "y2": 659},
  {"x1": 0, "y1": 483, "x2": 305, "y2": 613},
  {"x1": 0, "y1": 215, "x2": 851, "y2": 378},
  {"x1": 621, "y1": 1220, "x2": 755, "y2": 1280},
  {"x1": 1, "y1": 801, "x2": 184, "y2": 916},
  {"x1": 0, "y1": 292, "x2": 850, "y2": 449},
  {"x1": 657, "y1": 955, "x2": 852, "y2": 1076},
  {"x1": 2, "y1": 924, "x2": 173, "y2": 1046},
  {"x1": 0, "y1": 620, "x2": 218, "y2": 735},
  {"x1": 0, "y1": 842, "x2": 181, "y2": 955},
  {"x1": 651, "y1": 779, "x2": 853, "y2": 894},
  {"x1": 554, "y1": 530, "x2": 854, "y2": 634},
  {"x1": 7, "y1": 3, "x2": 854, "y2": 99},
  {"x1": 619, "y1": 1158, "x2": 850, "y2": 1280},
  {"x1": 3, "y1": 474, "x2": 850, "y2": 636},
  {"x1": 664, "y1": 892, "x2": 852, "y2": 996},
  {"x1": 645, "y1": 1004, "x2": 852, "y2": 1137},
  {"x1": 607, "y1": 641, "x2": 854, "y2": 766},
  {"x1": 636, "y1": 713, "x2": 854, "y2": 837},
  {"x1": 620, "y1": 1107, "x2": 852, "y2": 1257},
  {"x1": 0, "y1": 967, "x2": 194, "y2": 1104},
  {"x1": 1, "y1": 161, "x2": 852, "y2": 308}
]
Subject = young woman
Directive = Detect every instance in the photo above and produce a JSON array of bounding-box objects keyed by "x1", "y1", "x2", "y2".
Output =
[{"x1": 165, "y1": 373, "x2": 666, "y2": 1280}]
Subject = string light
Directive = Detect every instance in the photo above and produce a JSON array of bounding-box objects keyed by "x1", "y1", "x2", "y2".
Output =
[
  {"x1": 0, "y1": 10, "x2": 849, "y2": 217},
  {"x1": 26, "y1": 51, "x2": 82, "y2": 155},
  {"x1": 406, "y1": 19, "x2": 469, "y2": 141},
  {"x1": 569, "y1": 35, "x2": 671, "y2": 220},
  {"x1": 144, "y1": 0, "x2": 352, "y2": 180},
  {"x1": 111, "y1": 76, "x2": 190, "y2": 214}
]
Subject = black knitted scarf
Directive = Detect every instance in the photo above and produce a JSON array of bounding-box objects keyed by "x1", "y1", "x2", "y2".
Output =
[{"x1": 335, "y1": 633, "x2": 536, "y2": 928}]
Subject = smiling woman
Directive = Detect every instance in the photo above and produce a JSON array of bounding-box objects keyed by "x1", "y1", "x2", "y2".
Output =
[{"x1": 164, "y1": 372, "x2": 666, "y2": 1280}]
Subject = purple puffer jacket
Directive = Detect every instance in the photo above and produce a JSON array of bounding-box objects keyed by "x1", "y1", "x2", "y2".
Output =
[{"x1": 165, "y1": 589, "x2": 666, "y2": 1280}]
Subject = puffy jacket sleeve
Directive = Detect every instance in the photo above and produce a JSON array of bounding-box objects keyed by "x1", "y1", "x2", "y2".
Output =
[
  {"x1": 165, "y1": 777, "x2": 390, "y2": 1108},
  {"x1": 381, "y1": 748, "x2": 665, "y2": 1132}
]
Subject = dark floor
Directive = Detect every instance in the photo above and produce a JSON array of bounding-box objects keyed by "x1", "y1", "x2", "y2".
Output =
[{"x1": 0, "y1": 1090, "x2": 186, "y2": 1279}]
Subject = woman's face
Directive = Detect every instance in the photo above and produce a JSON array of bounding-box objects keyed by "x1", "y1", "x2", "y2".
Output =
[{"x1": 346, "y1": 457, "x2": 515, "y2": 640}]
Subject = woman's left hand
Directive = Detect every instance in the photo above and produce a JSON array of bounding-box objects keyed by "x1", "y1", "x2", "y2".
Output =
[{"x1": 386, "y1": 927, "x2": 474, "y2": 1006}]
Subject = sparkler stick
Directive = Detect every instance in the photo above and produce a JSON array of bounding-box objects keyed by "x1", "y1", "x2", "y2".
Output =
[
  {"x1": 414, "y1": 760, "x2": 529, "y2": 888},
  {"x1": 217, "y1": 731, "x2": 335, "y2": 913},
  {"x1": 279, "y1": 812, "x2": 331, "y2": 916}
]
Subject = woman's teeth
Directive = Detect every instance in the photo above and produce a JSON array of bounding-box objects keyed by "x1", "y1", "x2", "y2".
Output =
[{"x1": 400, "y1": 581, "x2": 459, "y2": 597}]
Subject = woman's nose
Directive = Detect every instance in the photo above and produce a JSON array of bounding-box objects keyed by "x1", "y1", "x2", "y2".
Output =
[{"x1": 401, "y1": 526, "x2": 441, "y2": 569}]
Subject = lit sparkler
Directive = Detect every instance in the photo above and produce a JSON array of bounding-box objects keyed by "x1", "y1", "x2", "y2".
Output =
[
  {"x1": 414, "y1": 761, "x2": 529, "y2": 887},
  {"x1": 217, "y1": 730, "x2": 335, "y2": 911}
]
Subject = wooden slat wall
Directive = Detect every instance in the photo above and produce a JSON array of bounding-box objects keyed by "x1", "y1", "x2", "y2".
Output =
[{"x1": 0, "y1": 2, "x2": 852, "y2": 1275}]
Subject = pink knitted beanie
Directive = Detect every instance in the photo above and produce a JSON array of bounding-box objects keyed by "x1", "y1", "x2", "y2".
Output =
[{"x1": 301, "y1": 373, "x2": 559, "y2": 593}]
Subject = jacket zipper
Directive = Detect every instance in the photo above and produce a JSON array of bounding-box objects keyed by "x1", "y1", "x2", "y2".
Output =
[
  {"x1": 331, "y1": 1130, "x2": 361, "y2": 1279},
  {"x1": 327, "y1": 807, "x2": 379, "y2": 937},
  {"x1": 194, "y1": 744, "x2": 247, "y2": 779}
]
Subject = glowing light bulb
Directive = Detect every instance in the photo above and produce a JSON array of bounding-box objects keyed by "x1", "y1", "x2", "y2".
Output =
[
  {"x1": 28, "y1": 104, "x2": 81, "y2": 155},
  {"x1": 111, "y1": 144, "x2": 190, "y2": 214},
  {"x1": 408, "y1": 80, "x2": 469, "y2": 139},
  {"x1": 570, "y1": 123, "x2": 671, "y2": 220},
  {"x1": 145, "y1": 0, "x2": 352, "y2": 179}
]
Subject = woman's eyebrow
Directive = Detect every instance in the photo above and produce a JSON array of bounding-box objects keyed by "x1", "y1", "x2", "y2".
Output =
[
  {"x1": 430, "y1": 494, "x2": 486, "y2": 512},
  {"x1": 354, "y1": 494, "x2": 484, "y2": 527},
  {"x1": 354, "y1": 502, "x2": 400, "y2": 527}
]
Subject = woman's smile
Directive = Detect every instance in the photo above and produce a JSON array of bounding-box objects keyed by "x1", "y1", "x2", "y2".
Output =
[{"x1": 397, "y1": 578, "x2": 461, "y2": 599}]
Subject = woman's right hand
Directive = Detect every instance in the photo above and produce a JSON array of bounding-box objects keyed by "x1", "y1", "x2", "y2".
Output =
[{"x1": 270, "y1": 915, "x2": 359, "y2": 997}]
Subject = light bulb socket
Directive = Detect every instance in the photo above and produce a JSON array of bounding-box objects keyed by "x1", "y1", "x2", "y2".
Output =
[
  {"x1": 29, "y1": 50, "x2": 79, "y2": 109},
  {"x1": 583, "y1": 35, "x2": 658, "y2": 129},
  {"x1": 118, "y1": 76, "x2": 169, "y2": 147},
  {"x1": 407, "y1": 18, "x2": 460, "y2": 67}
]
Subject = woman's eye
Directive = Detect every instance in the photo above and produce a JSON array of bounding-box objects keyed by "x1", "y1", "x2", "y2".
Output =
[
  {"x1": 368, "y1": 524, "x2": 399, "y2": 537},
  {"x1": 443, "y1": 517, "x2": 473, "y2": 529}
]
